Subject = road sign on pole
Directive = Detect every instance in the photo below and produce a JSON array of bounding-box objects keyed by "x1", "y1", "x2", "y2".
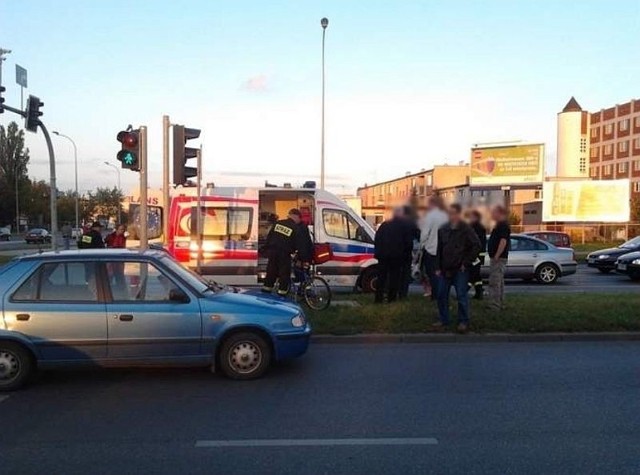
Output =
[{"x1": 16, "y1": 65, "x2": 27, "y2": 110}]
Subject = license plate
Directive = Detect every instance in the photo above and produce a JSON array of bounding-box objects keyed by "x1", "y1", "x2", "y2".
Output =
[
  {"x1": 618, "y1": 263, "x2": 627, "y2": 271},
  {"x1": 588, "y1": 258, "x2": 595, "y2": 264}
]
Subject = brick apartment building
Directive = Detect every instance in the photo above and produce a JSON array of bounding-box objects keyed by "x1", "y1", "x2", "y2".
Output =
[{"x1": 589, "y1": 98, "x2": 640, "y2": 196}]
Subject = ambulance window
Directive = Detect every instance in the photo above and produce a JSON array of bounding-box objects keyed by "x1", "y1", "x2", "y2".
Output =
[
  {"x1": 192, "y1": 207, "x2": 253, "y2": 240},
  {"x1": 322, "y1": 209, "x2": 372, "y2": 243}
]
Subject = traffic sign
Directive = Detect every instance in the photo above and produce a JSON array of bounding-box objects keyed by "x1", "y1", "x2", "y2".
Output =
[{"x1": 15, "y1": 65, "x2": 27, "y2": 88}]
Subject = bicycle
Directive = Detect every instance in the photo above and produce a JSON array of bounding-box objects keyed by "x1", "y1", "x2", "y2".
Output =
[{"x1": 273, "y1": 260, "x2": 332, "y2": 311}]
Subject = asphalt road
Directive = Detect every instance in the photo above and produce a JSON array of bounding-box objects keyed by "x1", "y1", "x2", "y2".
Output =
[{"x1": 0, "y1": 342, "x2": 638, "y2": 474}]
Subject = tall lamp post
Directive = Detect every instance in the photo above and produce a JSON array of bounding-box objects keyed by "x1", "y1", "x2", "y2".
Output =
[
  {"x1": 104, "y1": 161, "x2": 122, "y2": 224},
  {"x1": 320, "y1": 17, "x2": 329, "y2": 190},
  {"x1": 52, "y1": 131, "x2": 79, "y2": 229}
]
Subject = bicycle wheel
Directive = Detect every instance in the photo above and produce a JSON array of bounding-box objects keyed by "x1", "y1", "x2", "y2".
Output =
[{"x1": 303, "y1": 276, "x2": 332, "y2": 311}]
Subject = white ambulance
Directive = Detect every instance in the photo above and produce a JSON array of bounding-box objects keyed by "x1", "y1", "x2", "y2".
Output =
[{"x1": 161, "y1": 184, "x2": 378, "y2": 291}]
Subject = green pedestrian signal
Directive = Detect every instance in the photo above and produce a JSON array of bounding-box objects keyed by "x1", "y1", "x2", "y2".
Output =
[{"x1": 116, "y1": 130, "x2": 140, "y2": 171}]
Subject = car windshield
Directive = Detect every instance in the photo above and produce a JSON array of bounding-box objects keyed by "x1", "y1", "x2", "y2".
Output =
[
  {"x1": 620, "y1": 236, "x2": 640, "y2": 248},
  {"x1": 158, "y1": 255, "x2": 217, "y2": 295}
]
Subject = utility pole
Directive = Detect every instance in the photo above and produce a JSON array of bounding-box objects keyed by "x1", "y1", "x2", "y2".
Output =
[
  {"x1": 196, "y1": 146, "x2": 203, "y2": 274},
  {"x1": 139, "y1": 126, "x2": 148, "y2": 250},
  {"x1": 52, "y1": 131, "x2": 79, "y2": 229},
  {"x1": 162, "y1": 115, "x2": 170, "y2": 244},
  {"x1": 320, "y1": 18, "x2": 328, "y2": 190}
]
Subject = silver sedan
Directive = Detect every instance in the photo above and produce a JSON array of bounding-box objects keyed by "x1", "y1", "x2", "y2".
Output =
[{"x1": 481, "y1": 234, "x2": 577, "y2": 284}]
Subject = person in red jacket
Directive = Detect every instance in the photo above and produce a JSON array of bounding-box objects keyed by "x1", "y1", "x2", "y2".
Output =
[{"x1": 105, "y1": 224, "x2": 127, "y2": 248}]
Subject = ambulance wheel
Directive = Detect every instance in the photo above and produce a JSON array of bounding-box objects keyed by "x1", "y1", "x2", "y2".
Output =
[{"x1": 360, "y1": 267, "x2": 379, "y2": 293}]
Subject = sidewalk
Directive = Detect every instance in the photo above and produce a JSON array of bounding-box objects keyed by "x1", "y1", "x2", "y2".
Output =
[{"x1": 312, "y1": 332, "x2": 640, "y2": 344}]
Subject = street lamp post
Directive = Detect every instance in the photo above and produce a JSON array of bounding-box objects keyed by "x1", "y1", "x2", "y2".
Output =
[
  {"x1": 320, "y1": 17, "x2": 329, "y2": 190},
  {"x1": 52, "y1": 131, "x2": 79, "y2": 229},
  {"x1": 104, "y1": 162, "x2": 122, "y2": 224}
]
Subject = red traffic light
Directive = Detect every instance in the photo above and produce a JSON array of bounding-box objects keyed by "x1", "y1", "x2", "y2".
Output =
[{"x1": 117, "y1": 131, "x2": 138, "y2": 148}]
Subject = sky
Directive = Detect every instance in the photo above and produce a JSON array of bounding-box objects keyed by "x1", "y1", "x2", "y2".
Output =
[{"x1": 1, "y1": 0, "x2": 639, "y2": 195}]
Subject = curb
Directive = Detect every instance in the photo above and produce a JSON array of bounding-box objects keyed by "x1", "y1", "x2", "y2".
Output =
[{"x1": 311, "y1": 332, "x2": 640, "y2": 344}]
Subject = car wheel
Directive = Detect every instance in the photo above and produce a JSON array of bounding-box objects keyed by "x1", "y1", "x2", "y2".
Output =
[
  {"x1": 219, "y1": 332, "x2": 271, "y2": 380},
  {"x1": 535, "y1": 263, "x2": 559, "y2": 284},
  {"x1": 629, "y1": 272, "x2": 640, "y2": 282},
  {"x1": 360, "y1": 267, "x2": 379, "y2": 293},
  {"x1": 0, "y1": 342, "x2": 34, "y2": 391},
  {"x1": 598, "y1": 268, "x2": 612, "y2": 274}
]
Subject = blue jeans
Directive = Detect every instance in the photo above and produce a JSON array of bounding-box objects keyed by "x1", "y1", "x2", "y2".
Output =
[{"x1": 437, "y1": 270, "x2": 470, "y2": 326}]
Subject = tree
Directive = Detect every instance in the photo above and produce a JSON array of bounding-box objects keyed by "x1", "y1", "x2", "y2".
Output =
[
  {"x1": 86, "y1": 187, "x2": 123, "y2": 223},
  {"x1": 0, "y1": 122, "x2": 30, "y2": 228}
]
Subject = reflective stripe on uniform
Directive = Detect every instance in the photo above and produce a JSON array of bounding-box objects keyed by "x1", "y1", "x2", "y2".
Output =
[
  {"x1": 81, "y1": 235, "x2": 92, "y2": 244},
  {"x1": 273, "y1": 223, "x2": 293, "y2": 237}
]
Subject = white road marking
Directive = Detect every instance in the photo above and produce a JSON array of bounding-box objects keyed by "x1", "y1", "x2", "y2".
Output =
[
  {"x1": 0, "y1": 396, "x2": 10, "y2": 404},
  {"x1": 195, "y1": 437, "x2": 438, "y2": 448}
]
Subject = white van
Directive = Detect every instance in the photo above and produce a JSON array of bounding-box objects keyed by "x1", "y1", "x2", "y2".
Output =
[{"x1": 166, "y1": 185, "x2": 378, "y2": 291}]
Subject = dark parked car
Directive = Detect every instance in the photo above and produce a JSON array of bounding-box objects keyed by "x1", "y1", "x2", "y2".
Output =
[
  {"x1": 615, "y1": 251, "x2": 640, "y2": 281},
  {"x1": 25, "y1": 228, "x2": 51, "y2": 245},
  {"x1": 522, "y1": 231, "x2": 571, "y2": 248},
  {"x1": 587, "y1": 236, "x2": 640, "y2": 273}
]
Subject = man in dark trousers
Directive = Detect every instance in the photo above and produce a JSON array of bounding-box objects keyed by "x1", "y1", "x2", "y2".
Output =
[
  {"x1": 261, "y1": 209, "x2": 312, "y2": 296},
  {"x1": 398, "y1": 205, "x2": 419, "y2": 299},
  {"x1": 468, "y1": 210, "x2": 487, "y2": 300},
  {"x1": 78, "y1": 222, "x2": 105, "y2": 249},
  {"x1": 434, "y1": 203, "x2": 481, "y2": 333},
  {"x1": 374, "y1": 207, "x2": 414, "y2": 303}
]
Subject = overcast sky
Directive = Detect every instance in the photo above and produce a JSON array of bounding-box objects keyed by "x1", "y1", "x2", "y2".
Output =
[{"x1": 2, "y1": 0, "x2": 639, "y2": 195}]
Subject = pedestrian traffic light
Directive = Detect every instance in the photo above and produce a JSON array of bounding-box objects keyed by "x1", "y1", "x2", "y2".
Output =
[
  {"x1": 116, "y1": 129, "x2": 140, "y2": 171},
  {"x1": 0, "y1": 86, "x2": 5, "y2": 113},
  {"x1": 173, "y1": 125, "x2": 201, "y2": 185},
  {"x1": 25, "y1": 95, "x2": 44, "y2": 132}
]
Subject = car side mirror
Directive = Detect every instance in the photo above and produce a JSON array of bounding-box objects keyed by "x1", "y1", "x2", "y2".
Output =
[{"x1": 169, "y1": 288, "x2": 189, "y2": 303}]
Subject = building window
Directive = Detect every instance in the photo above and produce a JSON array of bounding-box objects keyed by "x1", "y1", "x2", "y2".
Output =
[
  {"x1": 579, "y1": 156, "x2": 587, "y2": 173},
  {"x1": 634, "y1": 138, "x2": 640, "y2": 149},
  {"x1": 620, "y1": 119, "x2": 630, "y2": 131},
  {"x1": 590, "y1": 127, "x2": 598, "y2": 138},
  {"x1": 635, "y1": 116, "x2": 640, "y2": 128},
  {"x1": 634, "y1": 182, "x2": 640, "y2": 193},
  {"x1": 590, "y1": 146, "x2": 599, "y2": 158},
  {"x1": 604, "y1": 144, "x2": 613, "y2": 155},
  {"x1": 591, "y1": 167, "x2": 598, "y2": 177},
  {"x1": 633, "y1": 160, "x2": 640, "y2": 172},
  {"x1": 579, "y1": 138, "x2": 587, "y2": 153},
  {"x1": 534, "y1": 191, "x2": 541, "y2": 199},
  {"x1": 604, "y1": 123, "x2": 614, "y2": 134},
  {"x1": 619, "y1": 141, "x2": 629, "y2": 153},
  {"x1": 618, "y1": 162, "x2": 628, "y2": 174},
  {"x1": 604, "y1": 164, "x2": 612, "y2": 175}
]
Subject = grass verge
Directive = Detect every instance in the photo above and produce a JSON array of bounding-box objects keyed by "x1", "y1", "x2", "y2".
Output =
[{"x1": 307, "y1": 293, "x2": 640, "y2": 334}]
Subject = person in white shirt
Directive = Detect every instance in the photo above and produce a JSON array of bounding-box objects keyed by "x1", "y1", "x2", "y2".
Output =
[{"x1": 418, "y1": 195, "x2": 448, "y2": 299}]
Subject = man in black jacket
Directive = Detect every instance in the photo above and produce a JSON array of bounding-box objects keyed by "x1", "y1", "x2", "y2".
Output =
[
  {"x1": 434, "y1": 204, "x2": 481, "y2": 333},
  {"x1": 78, "y1": 222, "x2": 105, "y2": 249},
  {"x1": 261, "y1": 209, "x2": 313, "y2": 296},
  {"x1": 468, "y1": 210, "x2": 487, "y2": 300},
  {"x1": 374, "y1": 207, "x2": 414, "y2": 303}
]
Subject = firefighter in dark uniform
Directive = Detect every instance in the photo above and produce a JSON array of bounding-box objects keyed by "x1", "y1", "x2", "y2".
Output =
[
  {"x1": 468, "y1": 210, "x2": 487, "y2": 299},
  {"x1": 261, "y1": 209, "x2": 313, "y2": 296},
  {"x1": 78, "y1": 222, "x2": 106, "y2": 249}
]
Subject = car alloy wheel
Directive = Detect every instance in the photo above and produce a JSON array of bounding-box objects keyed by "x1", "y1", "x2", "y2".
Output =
[
  {"x1": 228, "y1": 341, "x2": 263, "y2": 375},
  {"x1": 537, "y1": 264, "x2": 558, "y2": 284}
]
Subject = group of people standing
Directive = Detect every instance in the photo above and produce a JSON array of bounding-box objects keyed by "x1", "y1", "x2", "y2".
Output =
[
  {"x1": 60, "y1": 221, "x2": 127, "y2": 250},
  {"x1": 374, "y1": 196, "x2": 511, "y2": 333}
]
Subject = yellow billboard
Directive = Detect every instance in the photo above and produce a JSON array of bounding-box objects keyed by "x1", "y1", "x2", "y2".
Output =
[
  {"x1": 542, "y1": 180, "x2": 630, "y2": 222},
  {"x1": 470, "y1": 144, "x2": 544, "y2": 186}
]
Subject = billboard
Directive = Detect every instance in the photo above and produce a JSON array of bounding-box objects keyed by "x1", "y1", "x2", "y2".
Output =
[
  {"x1": 542, "y1": 180, "x2": 630, "y2": 222},
  {"x1": 470, "y1": 144, "x2": 544, "y2": 186}
]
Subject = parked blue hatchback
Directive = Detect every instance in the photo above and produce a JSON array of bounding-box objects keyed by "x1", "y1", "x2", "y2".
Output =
[{"x1": 0, "y1": 250, "x2": 311, "y2": 390}]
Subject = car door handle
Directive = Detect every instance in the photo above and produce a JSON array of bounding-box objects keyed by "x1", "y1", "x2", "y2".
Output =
[
  {"x1": 118, "y1": 314, "x2": 134, "y2": 322},
  {"x1": 16, "y1": 313, "x2": 30, "y2": 321},
  {"x1": 532, "y1": 254, "x2": 538, "y2": 258}
]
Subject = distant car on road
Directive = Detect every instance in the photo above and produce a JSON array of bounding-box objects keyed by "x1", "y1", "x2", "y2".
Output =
[
  {"x1": 481, "y1": 234, "x2": 577, "y2": 284},
  {"x1": 24, "y1": 228, "x2": 51, "y2": 245},
  {"x1": 0, "y1": 249, "x2": 311, "y2": 390},
  {"x1": 0, "y1": 227, "x2": 10, "y2": 242},
  {"x1": 615, "y1": 251, "x2": 640, "y2": 281},
  {"x1": 522, "y1": 231, "x2": 571, "y2": 248},
  {"x1": 587, "y1": 236, "x2": 640, "y2": 273}
]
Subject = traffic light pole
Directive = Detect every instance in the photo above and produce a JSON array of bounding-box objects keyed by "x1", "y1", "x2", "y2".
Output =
[
  {"x1": 162, "y1": 115, "x2": 170, "y2": 245},
  {"x1": 139, "y1": 126, "x2": 148, "y2": 251},
  {"x1": 196, "y1": 146, "x2": 203, "y2": 274},
  {"x1": 3, "y1": 103, "x2": 58, "y2": 250}
]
